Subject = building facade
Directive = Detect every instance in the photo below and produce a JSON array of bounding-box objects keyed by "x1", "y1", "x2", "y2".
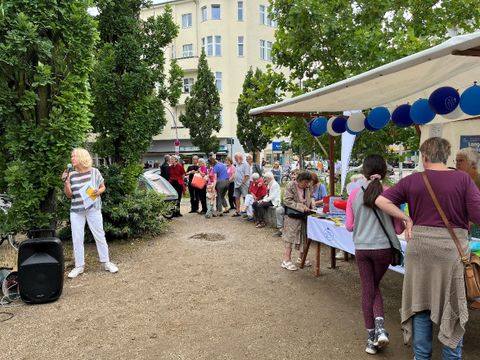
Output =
[{"x1": 140, "y1": 0, "x2": 281, "y2": 164}]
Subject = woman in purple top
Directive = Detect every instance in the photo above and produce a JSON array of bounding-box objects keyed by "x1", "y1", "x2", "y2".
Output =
[{"x1": 376, "y1": 137, "x2": 480, "y2": 360}]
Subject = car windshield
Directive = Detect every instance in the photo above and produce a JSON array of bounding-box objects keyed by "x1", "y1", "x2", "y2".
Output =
[{"x1": 144, "y1": 173, "x2": 171, "y2": 194}]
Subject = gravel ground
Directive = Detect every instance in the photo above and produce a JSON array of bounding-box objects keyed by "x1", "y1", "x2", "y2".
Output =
[{"x1": 2, "y1": 202, "x2": 480, "y2": 359}]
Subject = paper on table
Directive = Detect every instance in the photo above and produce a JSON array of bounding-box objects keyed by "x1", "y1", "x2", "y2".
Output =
[{"x1": 79, "y1": 182, "x2": 98, "y2": 209}]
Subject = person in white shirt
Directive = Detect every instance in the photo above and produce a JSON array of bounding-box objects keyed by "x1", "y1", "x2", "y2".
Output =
[{"x1": 252, "y1": 172, "x2": 281, "y2": 228}]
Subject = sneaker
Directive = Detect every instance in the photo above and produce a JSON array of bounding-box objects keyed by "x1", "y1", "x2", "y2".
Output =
[
  {"x1": 272, "y1": 230, "x2": 282, "y2": 237},
  {"x1": 296, "y1": 257, "x2": 312, "y2": 267},
  {"x1": 281, "y1": 260, "x2": 298, "y2": 271},
  {"x1": 68, "y1": 267, "x2": 84, "y2": 279},
  {"x1": 366, "y1": 330, "x2": 377, "y2": 355},
  {"x1": 104, "y1": 262, "x2": 119, "y2": 273},
  {"x1": 374, "y1": 317, "x2": 389, "y2": 348}
]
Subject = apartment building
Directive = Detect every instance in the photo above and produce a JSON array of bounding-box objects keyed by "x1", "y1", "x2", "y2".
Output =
[{"x1": 140, "y1": 0, "x2": 281, "y2": 164}]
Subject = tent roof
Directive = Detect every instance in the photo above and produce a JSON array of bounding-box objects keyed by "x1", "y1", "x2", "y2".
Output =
[{"x1": 249, "y1": 32, "x2": 480, "y2": 120}]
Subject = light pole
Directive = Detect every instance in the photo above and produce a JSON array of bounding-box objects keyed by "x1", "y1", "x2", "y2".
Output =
[{"x1": 164, "y1": 106, "x2": 180, "y2": 155}]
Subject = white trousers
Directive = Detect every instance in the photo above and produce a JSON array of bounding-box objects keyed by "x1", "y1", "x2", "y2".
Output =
[
  {"x1": 70, "y1": 208, "x2": 110, "y2": 268},
  {"x1": 244, "y1": 194, "x2": 255, "y2": 217}
]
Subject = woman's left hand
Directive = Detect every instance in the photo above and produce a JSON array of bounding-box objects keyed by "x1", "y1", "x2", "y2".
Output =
[{"x1": 404, "y1": 217, "x2": 413, "y2": 241}]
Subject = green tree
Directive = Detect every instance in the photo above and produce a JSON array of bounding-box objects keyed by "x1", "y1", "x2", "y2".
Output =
[
  {"x1": 0, "y1": 0, "x2": 97, "y2": 233},
  {"x1": 237, "y1": 68, "x2": 276, "y2": 160},
  {"x1": 263, "y1": 0, "x2": 480, "y2": 155},
  {"x1": 92, "y1": 1, "x2": 179, "y2": 170},
  {"x1": 180, "y1": 50, "x2": 222, "y2": 154}
]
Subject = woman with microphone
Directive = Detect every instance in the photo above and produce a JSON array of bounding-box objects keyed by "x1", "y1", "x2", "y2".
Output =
[{"x1": 63, "y1": 148, "x2": 118, "y2": 279}]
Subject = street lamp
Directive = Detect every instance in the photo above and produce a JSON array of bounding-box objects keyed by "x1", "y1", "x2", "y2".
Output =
[{"x1": 164, "y1": 106, "x2": 180, "y2": 155}]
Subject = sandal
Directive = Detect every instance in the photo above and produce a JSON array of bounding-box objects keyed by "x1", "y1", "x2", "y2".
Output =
[
  {"x1": 256, "y1": 222, "x2": 266, "y2": 228},
  {"x1": 231, "y1": 212, "x2": 241, "y2": 217},
  {"x1": 281, "y1": 260, "x2": 298, "y2": 271}
]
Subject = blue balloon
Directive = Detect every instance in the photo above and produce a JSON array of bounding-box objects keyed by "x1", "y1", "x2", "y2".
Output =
[
  {"x1": 366, "y1": 107, "x2": 390, "y2": 129},
  {"x1": 392, "y1": 104, "x2": 414, "y2": 128},
  {"x1": 364, "y1": 117, "x2": 378, "y2": 131},
  {"x1": 331, "y1": 116, "x2": 347, "y2": 134},
  {"x1": 428, "y1": 86, "x2": 459, "y2": 115},
  {"x1": 345, "y1": 125, "x2": 362, "y2": 135},
  {"x1": 410, "y1": 99, "x2": 436, "y2": 125},
  {"x1": 309, "y1": 116, "x2": 328, "y2": 136},
  {"x1": 460, "y1": 84, "x2": 480, "y2": 116}
]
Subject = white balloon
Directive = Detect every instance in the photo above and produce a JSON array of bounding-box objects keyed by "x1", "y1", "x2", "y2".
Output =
[
  {"x1": 327, "y1": 116, "x2": 341, "y2": 136},
  {"x1": 347, "y1": 112, "x2": 366, "y2": 132},
  {"x1": 441, "y1": 105, "x2": 467, "y2": 120}
]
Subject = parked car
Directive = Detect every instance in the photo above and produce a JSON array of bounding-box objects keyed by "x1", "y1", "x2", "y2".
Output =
[
  {"x1": 139, "y1": 171, "x2": 178, "y2": 219},
  {"x1": 402, "y1": 160, "x2": 416, "y2": 168}
]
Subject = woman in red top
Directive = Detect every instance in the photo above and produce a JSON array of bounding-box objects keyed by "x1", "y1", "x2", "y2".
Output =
[{"x1": 169, "y1": 155, "x2": 186, "y2": 217}]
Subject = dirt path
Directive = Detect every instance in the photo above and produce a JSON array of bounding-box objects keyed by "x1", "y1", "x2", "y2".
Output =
[{"x1": 3, "y1": 203, "x2": 480, "y2": 359}]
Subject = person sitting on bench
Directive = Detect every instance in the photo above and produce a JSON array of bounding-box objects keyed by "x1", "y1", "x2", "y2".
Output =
[{"x1": 253, "y1": 172, "x2": 281, "y2": 228}]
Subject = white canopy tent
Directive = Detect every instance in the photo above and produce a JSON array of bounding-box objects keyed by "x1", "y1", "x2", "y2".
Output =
[
  {"x1": 249, "y1": 32, "x2": 480, "y2": 123},
  {"x1": 250, "y1": 32, "x2": 480, "y2": 195}
]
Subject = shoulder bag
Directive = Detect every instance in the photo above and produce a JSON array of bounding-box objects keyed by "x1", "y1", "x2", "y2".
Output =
[
  {"x1": 363, "y1": 186, "x2": 404, "y2": 266},
  {"x1": 422, "y1": 172, "x2": 480, "y2": 309},
  {"x1": 285, "y1": 188, "x2": 307, "y2": 219}
]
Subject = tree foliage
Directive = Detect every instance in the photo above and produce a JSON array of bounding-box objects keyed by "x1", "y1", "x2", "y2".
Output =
[
  {"x1": 92, "y1": 1, "x2": 180, "y2": 169},
  {"x1": 260, "y1": 0, "x2": 480, "y2": 157},
  {"x1": 236, "y1": 68, "x2": 278, "y2": 157},
  {"x1": 0, "y1": 0, "x2": 98, "y2": 233},
  {"x1": 180, "y1": 50, "x2": 222, "y2": 154}
]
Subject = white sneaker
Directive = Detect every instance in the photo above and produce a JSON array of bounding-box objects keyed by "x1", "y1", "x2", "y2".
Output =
[
  {"x1": 104, "y1": 262, "x2": 119, "y2": 273},
  {"x1": 68, "y1": 267, "x2": 84, "y2": 279},
  {"x1": 281, "y1": 260, "x2": 298, "y2": 271}
]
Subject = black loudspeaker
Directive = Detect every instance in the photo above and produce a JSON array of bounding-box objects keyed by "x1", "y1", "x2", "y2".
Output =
[{"x1": 18, "y1": 237, "x2": 64, "y2": 304}]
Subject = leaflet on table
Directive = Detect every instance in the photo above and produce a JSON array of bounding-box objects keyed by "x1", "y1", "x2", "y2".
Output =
[{"x1": 79, "y1": 182, "x2": 98, "y2": 208}]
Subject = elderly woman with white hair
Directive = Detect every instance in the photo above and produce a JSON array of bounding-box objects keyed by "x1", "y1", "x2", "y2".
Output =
[
  {"x1": 456, "y1": 147, "x2": 480, "y2": 188},
  {"x1": 253, "y1": 171, "x2": 281, "y2": 228},
  {"x1": 243, "y1": 173, "x2": 267, "y2": 221},
  {"x1": 63, "y1": 148, "x2": 118, "y2": 279}
]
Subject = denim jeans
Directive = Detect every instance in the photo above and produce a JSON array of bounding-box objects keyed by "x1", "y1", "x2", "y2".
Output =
[{"x1": 412, "y1": 311, "x2": 463, "y2": 360}]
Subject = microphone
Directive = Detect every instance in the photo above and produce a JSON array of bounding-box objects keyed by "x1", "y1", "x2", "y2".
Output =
[{"x1": 67, "y1": 163, "x2": 73, "y2": 173}]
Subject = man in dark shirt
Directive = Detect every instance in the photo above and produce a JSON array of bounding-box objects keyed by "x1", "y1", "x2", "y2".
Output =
[
  {"x1": 186, "y1": 155, "x2": 200, "y2": 213},
  {"x1": 160, "y1": 155, "x2": 171, "y2": 181}
]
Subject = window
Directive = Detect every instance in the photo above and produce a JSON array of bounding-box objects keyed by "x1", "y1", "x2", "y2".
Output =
[
  {"x1": 237, "y1": 1, "x2": 244, "y2": 21},
  {"x1": 260, "y1": 40, "x2": 272, "y2": 61},
  {"x1": 237, "y1": 36, "x2": 244, "y2": 57},
  {"x1": 182, "y1": 44, "x2": 193, "y2": 58},
  {"x1": 260, "y1": 5, "x2": 276, "y2": 27},
  {"x1": 201, "y1": 6, "x2": 207, "y2": 21},
  {"x1": 181, "y1": 13, "x2": 192, "y2": 28},
  {"x1": 259, "y1": 5, "x2": 266, "y2": 24},
  {"x1": 183, "y1": 78, "x2": 194, "y2": 93},
  {"x1": 201, "y1": 36, "x2": 222, "y2": 56},
  {"x1": 211, "y1": 4, "x2": 221, "y2": 20},
  {"x1": 171, "y1": 44, "x2": 176, "y2": 59},
  {"x1": 215, "y1": 72, "x2": 222, "y2": 91}
]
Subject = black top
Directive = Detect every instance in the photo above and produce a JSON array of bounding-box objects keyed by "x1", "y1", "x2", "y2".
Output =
[
  {"x1": 160, "y1": 162, "x2": 170, "y2": 181},
  {"x1": 186, "y1": 165, "x2": 199, "y2": 184}
]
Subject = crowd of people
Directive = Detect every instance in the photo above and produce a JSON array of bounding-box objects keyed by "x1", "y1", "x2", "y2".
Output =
[{"x1": 63, "y1": 137, "x2": 480, "y2": 359}]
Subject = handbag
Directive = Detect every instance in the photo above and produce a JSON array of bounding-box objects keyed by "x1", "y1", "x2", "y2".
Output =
[
  {"x1": 191, "y1": 173, "x2": 206, "y2": 189},
  {"x1": 285, "y1": 188, "x2": 307, "y2": 219},
  {"x1": 422, "y1": 172, "x2": 480, "y2": 309},
  {"x1": 365, "y1": 187, "x2": 404, "y2": 266},
  {"x1": 284, "y1": 206, "x2": 307, "y2": 219}
]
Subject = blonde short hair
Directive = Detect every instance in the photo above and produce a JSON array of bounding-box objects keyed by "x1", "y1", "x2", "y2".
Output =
[{"x1": 72, "y1": 148, "x2": 93, "y2": 168}]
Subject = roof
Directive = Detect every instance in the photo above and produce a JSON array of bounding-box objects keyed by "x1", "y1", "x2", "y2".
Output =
[{"x1": 249, "y1": 32, "x2": 480, "y2": 121}]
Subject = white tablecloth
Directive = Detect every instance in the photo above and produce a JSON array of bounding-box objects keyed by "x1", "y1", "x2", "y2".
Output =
[{"x1": 307, "y1": 216, "x2": 406, "y2": 274}]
